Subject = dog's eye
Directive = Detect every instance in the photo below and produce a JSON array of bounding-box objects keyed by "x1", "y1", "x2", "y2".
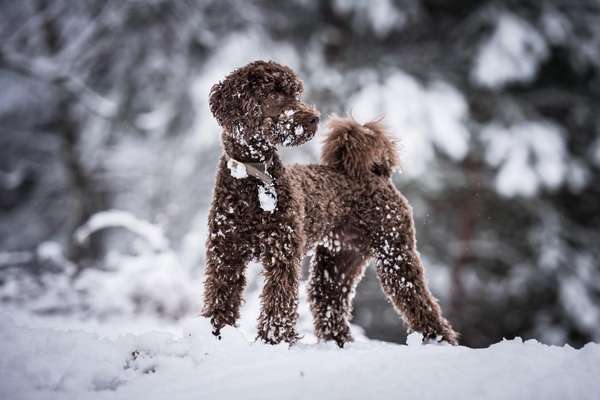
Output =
[
  {"x1": 371, "y1": 163, "x2": 389, "y2": 177},
  {"x1": 269, "y1": 93, "x2": 284, "y2": 102}
]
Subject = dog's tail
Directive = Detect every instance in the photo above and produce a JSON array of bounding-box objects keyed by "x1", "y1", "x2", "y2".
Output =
[{"x1": 321, "y1": 115, "x2": 400, "y2": 178}]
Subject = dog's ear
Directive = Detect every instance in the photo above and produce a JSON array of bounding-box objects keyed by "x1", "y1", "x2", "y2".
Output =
[
  {"x1": 209, "y1": 76, "x2": 263, "y2": 136},
  {"x1": 209, "y1": 81, "x2": 228, "y2": 128}
]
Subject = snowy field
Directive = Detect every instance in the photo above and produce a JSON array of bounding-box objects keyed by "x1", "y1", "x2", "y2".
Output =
[{"x1": 2, "y1": 313, "x2": 599, "y2": 400}]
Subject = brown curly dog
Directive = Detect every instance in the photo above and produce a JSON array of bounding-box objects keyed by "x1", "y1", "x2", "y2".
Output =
[{"x1": 202, "y1": 60, "x2": 458, "y2": 346}]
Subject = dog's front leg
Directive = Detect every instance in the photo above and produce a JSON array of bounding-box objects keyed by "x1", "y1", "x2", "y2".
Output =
[
  {"x1": 256, "y1": 227, "x2": 302, "y2": 345},
  {"x1": 201, "y1": 224, "x2": 251, "y2": 338}
]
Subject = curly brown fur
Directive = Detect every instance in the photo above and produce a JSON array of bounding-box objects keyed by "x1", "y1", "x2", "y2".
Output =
[
  {"x1": 202, "y1": 60, "x2": 458, "y2": 346},
  {"x1": 321, "y1": 116, "x2": 400, "y2": 178},
  {"x1": 202, "y1": 61, "x2": 318, "y2": 344}
]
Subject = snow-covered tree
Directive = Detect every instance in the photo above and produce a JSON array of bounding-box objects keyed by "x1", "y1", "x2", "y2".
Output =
[{"x1": 1, "y1": 0, "x2": 599, "y2": 347}]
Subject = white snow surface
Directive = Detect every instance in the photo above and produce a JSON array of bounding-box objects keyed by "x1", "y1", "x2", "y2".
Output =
[{"x1": 1, "y1": 315, "x2": 599, "y2": 400}]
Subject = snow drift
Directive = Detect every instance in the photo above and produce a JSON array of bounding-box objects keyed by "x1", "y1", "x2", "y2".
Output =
[{"x1": 1, "y1": 315, "x2": 598, "y2": 400}]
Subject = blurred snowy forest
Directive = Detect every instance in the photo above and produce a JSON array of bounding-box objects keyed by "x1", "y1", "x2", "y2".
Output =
[{"x1": 1, "y1": 0, "x2": 599, "y2": 348}]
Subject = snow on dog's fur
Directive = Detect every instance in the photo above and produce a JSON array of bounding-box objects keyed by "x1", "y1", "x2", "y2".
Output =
[{"x1": 202, "y1": 60, "x2": 458, "y2": 346}]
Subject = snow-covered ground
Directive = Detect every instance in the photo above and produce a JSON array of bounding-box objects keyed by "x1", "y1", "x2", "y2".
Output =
[
  {"x1": 2, "y1": 313, "x2": 599, "y2": 400},
  {"x1": 1, "y1": 214, "x2": 598, "y2": 399}
]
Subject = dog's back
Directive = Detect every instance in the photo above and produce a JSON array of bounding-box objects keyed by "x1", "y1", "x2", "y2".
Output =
[{"x1": 286, "y1": 117, "x2": 403, "y2": 252}]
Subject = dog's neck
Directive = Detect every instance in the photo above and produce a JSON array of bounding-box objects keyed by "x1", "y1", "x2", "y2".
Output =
[
  {"x1": 221, "y1": 130, "x2": 284, "y2": 186},
  {"x1": 222, "y1": 130, "x2": 275, "y2": 164},
  {"x1": 225, "y1": 154, "x2": 275, "y2": 186}
]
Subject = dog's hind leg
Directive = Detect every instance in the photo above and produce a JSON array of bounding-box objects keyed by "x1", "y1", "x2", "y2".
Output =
[
  {"x1": 308, "y1": 243, "x2": 369, "y2": 347},
  {"x1": 369, "y1": 198, "x2": 459, "y2": 345}
]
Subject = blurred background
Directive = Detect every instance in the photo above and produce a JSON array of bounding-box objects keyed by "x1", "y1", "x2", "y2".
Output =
[{"x1": 1, "y1": 0, "x2": 599, "y2": 348}]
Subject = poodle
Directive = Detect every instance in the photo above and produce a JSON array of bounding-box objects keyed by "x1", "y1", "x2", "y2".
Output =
[{"x1": 202, "y1": 60, "x2": 458, "y2": 346}]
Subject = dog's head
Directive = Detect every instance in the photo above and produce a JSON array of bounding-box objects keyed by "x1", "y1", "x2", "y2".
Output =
[{"x1": 209, "y1": 61, "x2": 319, "y2": 149}]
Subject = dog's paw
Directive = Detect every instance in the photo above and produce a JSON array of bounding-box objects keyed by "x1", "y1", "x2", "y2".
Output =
[
  {"x1": 257, "y1": 328, "x2": 301, "y2": 346},
  {"x1": 408, "y1": 327, "x2": 459, "y2": 346},
  {"x1": 200, "y1": 310, "x2": 230, "y2": 340},
  {"x1": 423, "y1": 329, "x2": 459, "y2": 346},
  {"x1": 334, "y1": 335, "x2": 353, "y2": 348},
  {"x1": 437, "y1": 323, "x2": 460, "y2": 345},
  {"x1": 257, "y1": 317, "x2": 301, "y2": 345},
  {"x1": 211, "y1": 326, "x2": 222, "y2": 340},
  {"x1": 441, "y1": 330, "x2": 459, "y2": 346},
  {"x1": 321, "y1": 331, "x2": 353, "y2": 348}
]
